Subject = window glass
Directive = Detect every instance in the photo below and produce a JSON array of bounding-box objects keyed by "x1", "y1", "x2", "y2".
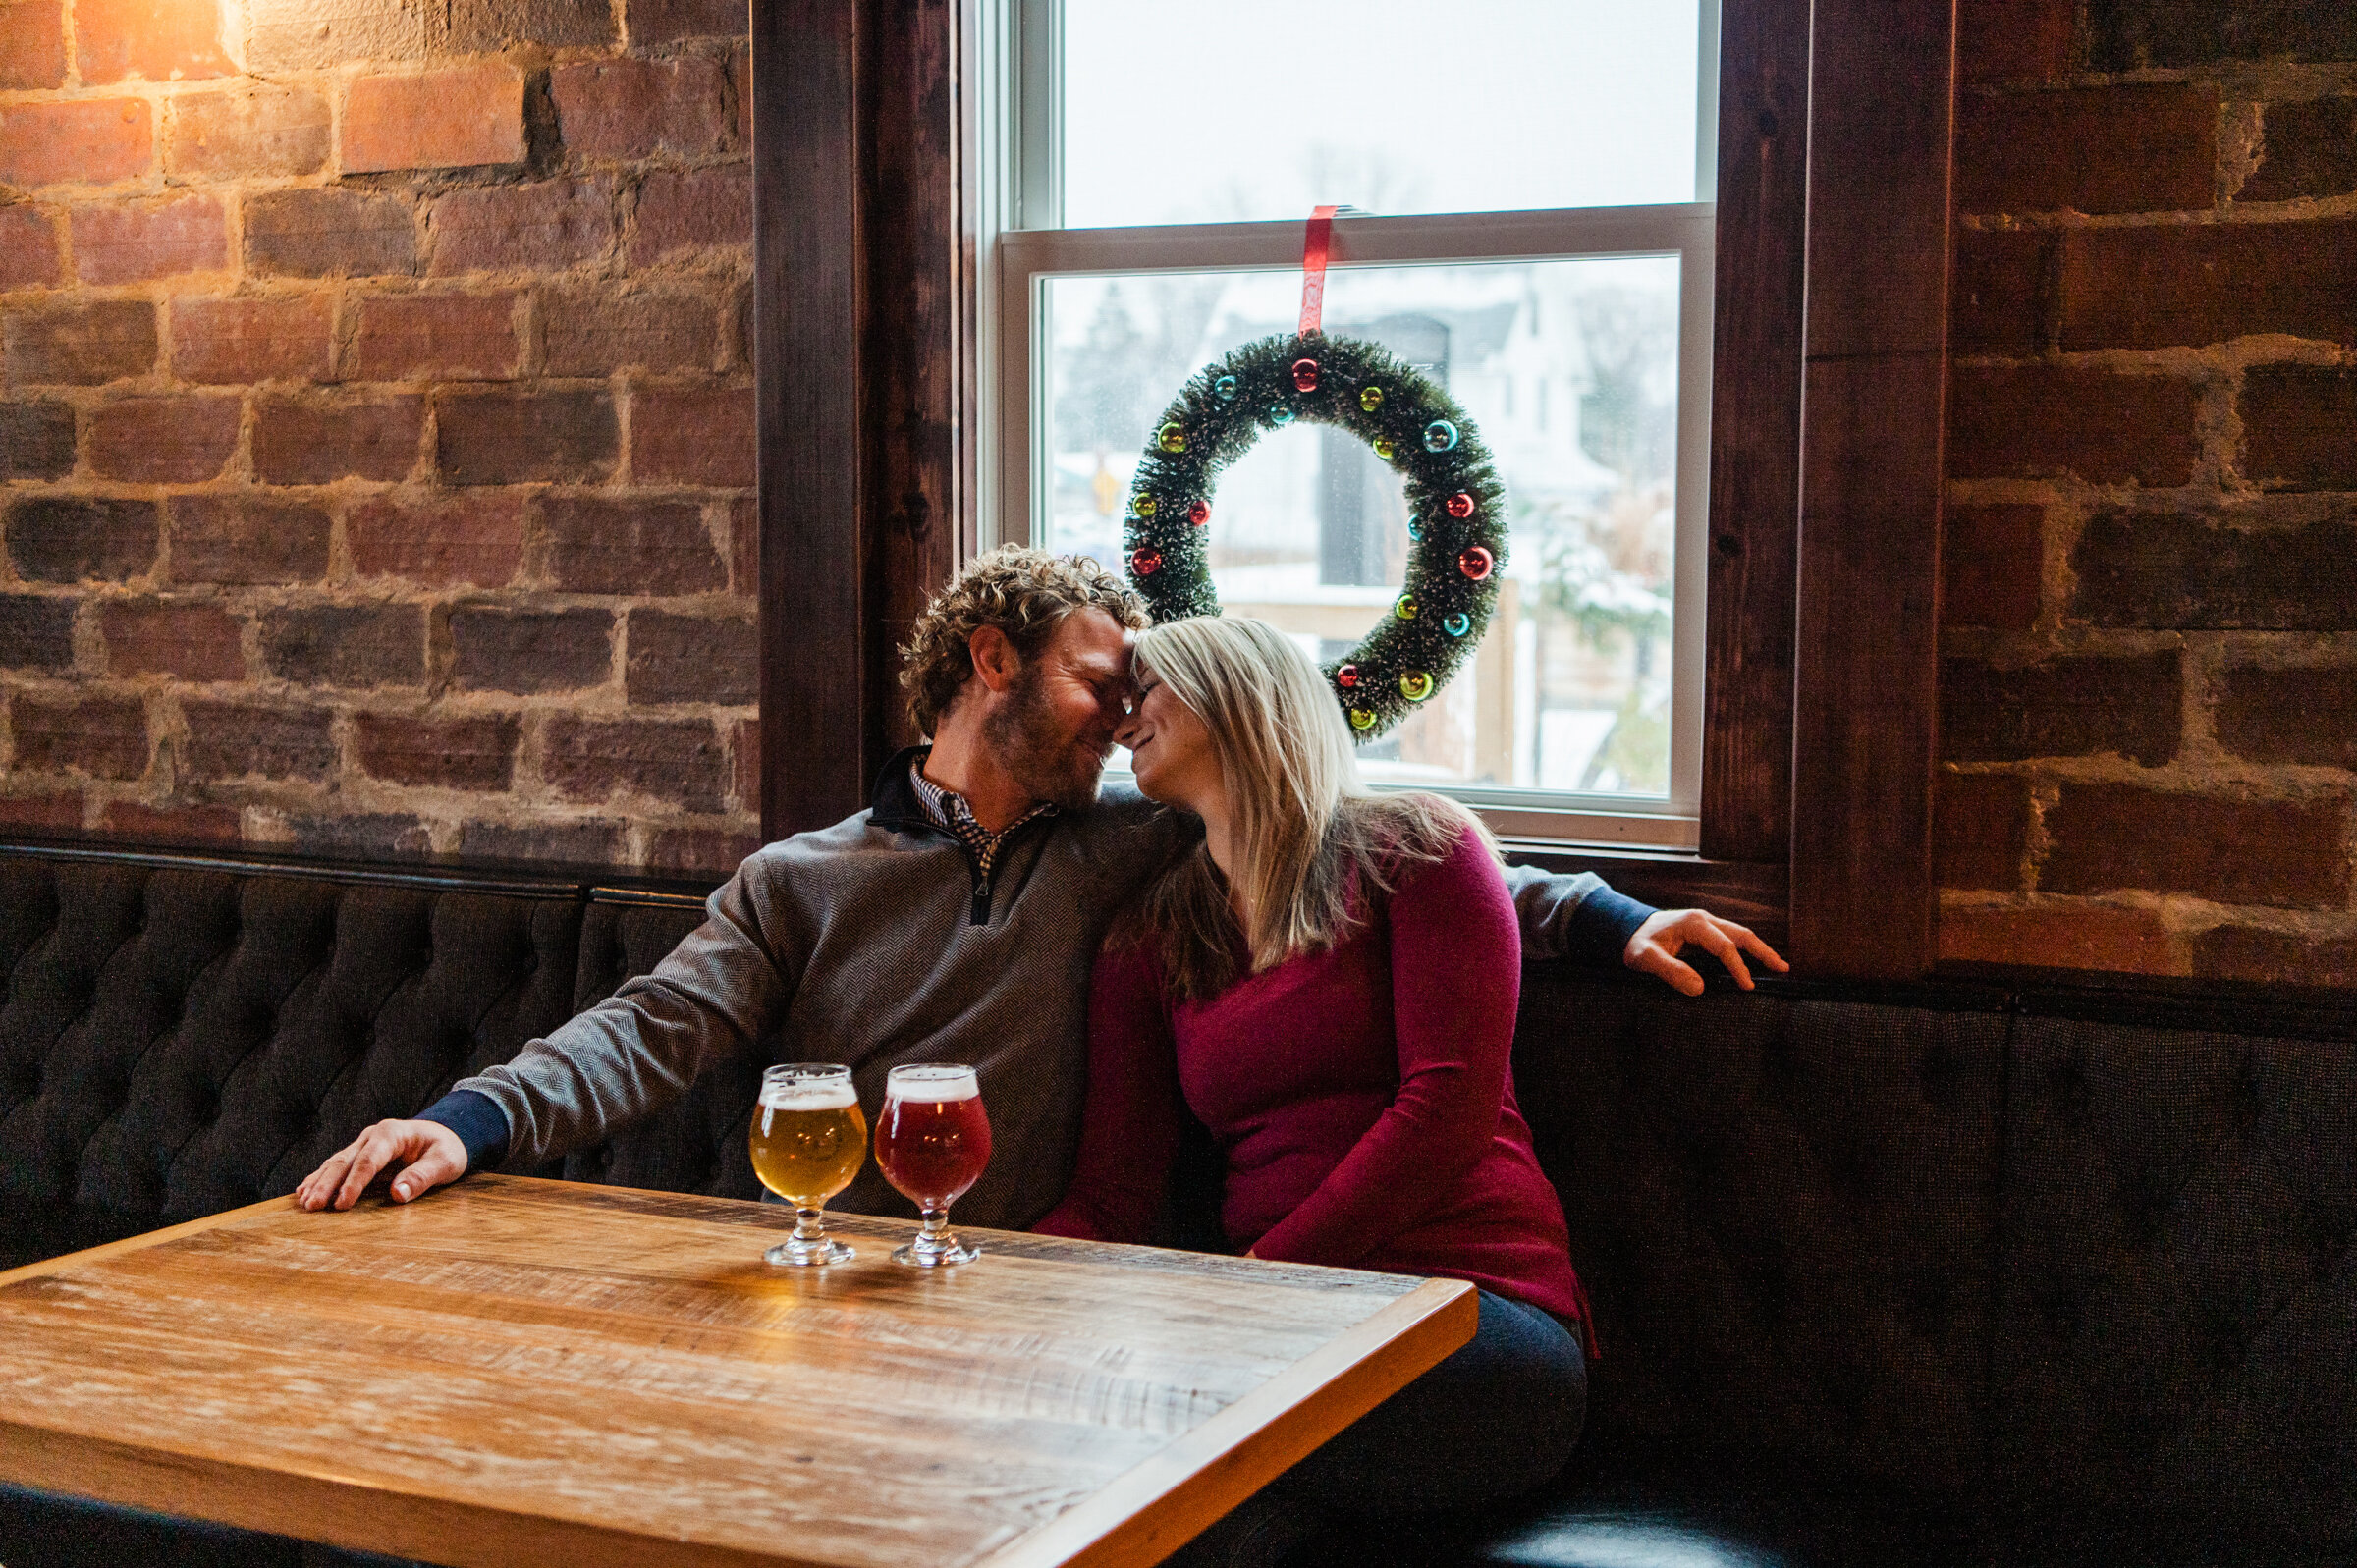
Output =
[
  {"x1": 1059, "y1": 0, "x2": 1705, "y2": 228},
  {"x1": 1043, "y1": 255, "x2": 1681, "y2": 796}
]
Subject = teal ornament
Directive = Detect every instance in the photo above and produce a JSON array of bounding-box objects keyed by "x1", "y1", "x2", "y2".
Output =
[
  {"x1": 1443, "y1": 612, "x2": 1470, "y2": 637},
  {"x1": 1213, "y1": 374, "x2": 1238, "y2": 401},
  {"x1": 1268, "y1": 405, "x2": 1295, "y2": 426},
  {"x1": 1422, "y1": 419, "x2": 1459, "y2": 453}
]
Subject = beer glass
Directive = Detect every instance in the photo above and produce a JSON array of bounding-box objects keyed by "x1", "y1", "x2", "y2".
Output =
[
  {"x1": 873, "y1": 1063, "x2": 992, "y2": 1267},
  {"x1": 749, "y1": 1063, "x2": 867, "y2": 1266}
]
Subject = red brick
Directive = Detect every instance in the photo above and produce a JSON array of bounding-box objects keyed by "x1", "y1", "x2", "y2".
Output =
[
  {"x1": 446, "y1": 0, "x2": 615, "y2": 50},
  {"x1": 355, "y1": 711, "x2": 519, "y2": 790},
  {"x1": 1941, "y1": 650, "x2": 2181, "y2": 765},
  {"x1": 0, "y1": 202, "x2": 61, "y2": 291},
  {"x1": 1938, "y1": 903, "x2": 2183, "y2": 976},
  {"x1": 731, "y1": 714, "x2": 756, "y2": 811},
  {"x1": 630, "y1": 385, "x2": 752, "y2": 487},
  {"x1": 73, "y1": 0, "x2": 232, "y2": 83},
  {"x1": 2246, "y1": 96, "x2": 2357, "y2": 203},
  {"x1": 2215, "y1": 660, "x2": 2357, "y2": 769},
  {"x1": 347, "y1": 491, "x2": 524, "y2": 587},
  {"x1": 245, "y1": 0, "x2": 433, "y2": 71},
  {"x1": 541, "y1": 284, "x2": 719, "y2": 375},
  {"x1": 629, "y1": 166, "x2": 750, "y2": 266},
  {"x1": 0, "y1": 0, "x2": 66, "y2": 89},
  {"x1": 3, "y1": 298, "x2": 155, "y2": 384},
  {"x1": 0, "y1": 98, "x2": 150, "y2": 187},
  {"x1": 448, "y1": 606, "x2": 612, "y2": 693},
  {"x1": 2190, "y1": 925, "x2": 2357, "y2": 987},
  {"x1": 2043, "y1": 784, "x2": 2350, "y2": 908},
  {"x1": 0, "y1": 788, "x2": 82, "y2": 830},
  {"x1": 729, "y1": 493, "x2": 754, "y2": 594},
  {"x1": 460, "y1": 818, "x2": 623, "y2": 864},
  {"x1": 436, "y1": 388, "x2": 617, "y2": 484},
  {"x1": 2241, "y1": 365, "x2": 2357, "y2": 492},
  {"x1": 552, "y1": 56, "x2": 732, "y2": 162},
  {"x1": 245, "y1": 189, "x2": 416, "y2": 279},
  {"x1": 10, "y1": 691, "x2": 146, "y2": 779},
  {"x1": 1959, "y1": 85, "x2": 2218, "y2": 216},
  {"x1": 1943, "y1": 503, "x2": 2043, "y2": 629},
  {"x1": 428, "y1": 179, "x2": 614, "y2": 276},
  {"x1": 99, "y1": 598, "x2": 244, "y2": 680},
  {"x1": 252, "y1": 396, "x2": 424, "y2": 484},
  {"x1": 169, "y1": 494, "x2": 331, "y2": 585},
  {"x1": 627, "y1": 0, "x2": 744, "y2": 43},
  {"x1": 86, "y1": 395, "x2": 240, "y2": 482},
  {"x1": 0, "y1": 400, "x2": 75, "y2": 479},
  {"x1": 170, "y1": 294, "x2": 333, "y2": 385},
  {"x1": 648, "y1": 825, "x2": 757, "y2": 874},
  {"x1": 164, "y1": 83, "x2": 331, "y2": 179},
  {"x1": 543, "y1": 496, "x2": 724, "y2": 595},
  {"x1": 72, "y1": 194, "x2": 228, "y2": 285},
  {"x1": 1949, "y1": 230, "x2": 2048, "y2": 357},
  {"x1": 352, "y1": 291, "x2": 521, "y2": 381},
  {"x1": 1947, "y1": 364, "x2": 2201, "y2": 487},
  {"x1": 1958, "y1": 0, "x2": 2074, "y2": 84},
  {"x1": 2059, "y1": 219, "x2": 2357, "y2": 351},
  {"x1": 2068, "y1": 507, "x2": 2357, "y2": 630},
  {"x1": 344, "y1": 64, "x2": 526, "y2": 174},
  {"x1": 1936, "y1": 775, "x2": 2029, "y2": 892},
  {"x1": 100, "y1": 799, "x2": 239, "y2": 844},
  {"x1": 259, "y1": 602, "x2": 424, "y2": 687},
  {"x1": 626, "y1": 609, "x2": 753, "y2": 704},
  {"x1": 0, "y1": 592, "x2": 76, "y2": 669},
  {"x1": 180, "y1": 698, "x2": 335, "y2": 781},
  {"x1": 6, "y1": 496, "x2": 158, "y2": 581},
  {"x1": 543, "y1": 715, "x2": 724, "y2": 809}
]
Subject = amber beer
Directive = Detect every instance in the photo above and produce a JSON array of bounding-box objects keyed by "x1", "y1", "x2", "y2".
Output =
[
  {"x1": 875, "y1": 1063, "x2": 991, "y2": 1267},
  {"x1": 749, "y1": 1063, "x2": 866, "y2": 1267}
]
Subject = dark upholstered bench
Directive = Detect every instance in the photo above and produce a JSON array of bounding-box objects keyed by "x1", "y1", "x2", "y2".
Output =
[{"x1": 4, "y1": 838, "x2": 2354, "y2": 1568}]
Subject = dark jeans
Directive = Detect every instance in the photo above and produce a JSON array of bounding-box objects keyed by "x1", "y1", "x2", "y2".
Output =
[{"x1": 1176, "y1": 1288, "x2": 1589, "y2": 1566}]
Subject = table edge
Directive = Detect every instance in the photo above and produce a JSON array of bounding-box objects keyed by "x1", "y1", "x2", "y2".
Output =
[
  {"x1": 973, "y1": 1274, "x2": 1479, "y2": 1568},
  {"x1": 0, "y1": 1194, "x2": 295, "y2": 1290}
]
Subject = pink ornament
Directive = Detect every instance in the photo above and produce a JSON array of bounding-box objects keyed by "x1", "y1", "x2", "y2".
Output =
[
  {"x1": 1290, "y1": 357, "x2": 1320, "y2": 393},
  {"x1": 1446, "y1": 492, "x2": 1476, "y2": 519},
  {"x1": 1188, "y1": 499, "x2": 1211, "y2": 525},
  {"x1": 1130, "y1": 547, "x2": 1163, "y2": 576},
  {"x1": 1335, "y1": 663, "x2": 1361, "y2": 689},
  {"x1": 1457, "y1": 545, "x2": 1494, "y2": 581}
]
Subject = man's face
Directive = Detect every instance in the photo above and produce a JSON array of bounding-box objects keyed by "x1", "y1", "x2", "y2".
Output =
[{"x1": 981, "y1": 609, "x2": 1136, "y2": 810}]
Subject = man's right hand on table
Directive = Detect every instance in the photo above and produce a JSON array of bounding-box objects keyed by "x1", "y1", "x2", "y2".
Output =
[{"x1": 296, "y1": 1119, "x2": 467, "y2": 1211}]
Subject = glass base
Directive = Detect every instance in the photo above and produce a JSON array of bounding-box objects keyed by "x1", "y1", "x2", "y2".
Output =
[
  {"x1": 892, "y1": 1232, "x2": 979, "y2": 1268},
  {"x1": 766, "y1": 1235, "x2": 854, "y2": 1267}
]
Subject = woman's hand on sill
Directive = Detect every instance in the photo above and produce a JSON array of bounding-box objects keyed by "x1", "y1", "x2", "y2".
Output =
[{"x1": 1623, "y1": 909, "x2": 1789, "y2": 997}]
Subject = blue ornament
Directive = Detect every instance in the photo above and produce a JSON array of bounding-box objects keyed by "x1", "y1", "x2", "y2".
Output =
[
  {"x1": 1406, "y1": 517, "x2": 1424, "y2": 541},
  {"x1": 1443, "y1": 613, "x2": 1470, "y2": 637},
  {"x1": 1214, "y1": 375, "x2": 1238, "y2": 401},
  {"x1": 1269, "y1": 405, "x2": 1295, "y2": 426},
  {"x1": 1422, "y1": 419, "x2": 1459, "y2": 453}
]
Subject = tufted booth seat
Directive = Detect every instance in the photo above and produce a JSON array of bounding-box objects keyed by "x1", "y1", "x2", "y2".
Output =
[{"x1": 4, "y1": 839, "x2": 2355, "y2": 1568}]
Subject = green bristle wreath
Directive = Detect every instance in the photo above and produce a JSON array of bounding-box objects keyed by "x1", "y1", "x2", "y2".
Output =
[{"x1": 1123, "y1": 330, "x2": 1507, "y2": 741}]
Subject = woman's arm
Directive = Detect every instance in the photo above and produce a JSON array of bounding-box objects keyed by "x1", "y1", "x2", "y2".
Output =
[
  {"x1": 1031, "y1": 940, "x2": 1185, "y2": 1244},
  {"x1": 1249, "y1": 827, "x2": 1520, "y2": 1268}
]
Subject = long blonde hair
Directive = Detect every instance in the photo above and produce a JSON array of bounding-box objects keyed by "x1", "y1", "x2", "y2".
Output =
[{"x1": 1125, "y1": 617, "x2": 1495, "y2": 1001}]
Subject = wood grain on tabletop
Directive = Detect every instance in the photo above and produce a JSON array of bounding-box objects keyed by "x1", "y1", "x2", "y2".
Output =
[{"x1": 0, "y1": 1173, "x2": 1474, "y2": 1568}]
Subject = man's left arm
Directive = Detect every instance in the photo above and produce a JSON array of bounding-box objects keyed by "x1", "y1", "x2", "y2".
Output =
[{"x1": 1503, "y1": 862, "x2": 1789, "y2": 995}]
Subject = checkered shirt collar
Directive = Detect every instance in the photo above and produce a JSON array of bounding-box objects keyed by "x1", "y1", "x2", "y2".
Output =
[{"x1": 908, "y1": 748, "x2": 1057, "y2": 879}]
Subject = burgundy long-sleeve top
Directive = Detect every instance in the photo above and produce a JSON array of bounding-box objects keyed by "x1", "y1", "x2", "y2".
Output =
[{"x1": 1035, "y1": 827, "x2": 1592, "y2": 1342}]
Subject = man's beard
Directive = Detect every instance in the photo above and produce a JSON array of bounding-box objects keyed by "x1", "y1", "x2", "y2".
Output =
[{"x1": 981, "y1": 663, "x2": 1108, "y2": 811}]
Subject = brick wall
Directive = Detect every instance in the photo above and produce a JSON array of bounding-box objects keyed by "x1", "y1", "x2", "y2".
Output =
[
  {"x1": 0, "y1": 0, "x2": 756, "y2": 873},
  {"x1": 1939, "y1": 0, "x2": 2357, "y2": 984}
]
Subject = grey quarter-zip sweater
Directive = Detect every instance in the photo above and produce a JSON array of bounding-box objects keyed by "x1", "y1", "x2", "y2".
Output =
[{"x1": 422, "y1": 746, "x2": 1654, "y2": 1231}]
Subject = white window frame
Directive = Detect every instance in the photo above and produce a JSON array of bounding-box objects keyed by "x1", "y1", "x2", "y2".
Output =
[{"x1": 976, "y1": 0, "x2": 1721, "y2": 853}]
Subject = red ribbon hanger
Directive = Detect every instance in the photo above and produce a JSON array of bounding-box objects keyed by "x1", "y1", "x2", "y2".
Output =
[{"x1": 1298, "y1": 203, "x2": 1340, "y2": 337}]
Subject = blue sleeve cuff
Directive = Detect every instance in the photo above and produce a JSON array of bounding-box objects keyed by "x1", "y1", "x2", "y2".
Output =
[
  {"x1": 1563, "y1": 885, "x2": 1657, "y2": 965},
  {"x1": 417, "y1": 1089, "x2": 510, "y2": 1173}
]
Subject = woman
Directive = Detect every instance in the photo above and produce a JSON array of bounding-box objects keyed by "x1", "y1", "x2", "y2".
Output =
[{"x1": 1034, "y1": 616, "x2": 1618, "y2": 1550}]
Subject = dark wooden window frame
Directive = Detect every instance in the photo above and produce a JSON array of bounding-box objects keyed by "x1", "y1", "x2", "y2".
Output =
[{"x1": 752, "y1": 0, "x2": 1954, "y2": 979}]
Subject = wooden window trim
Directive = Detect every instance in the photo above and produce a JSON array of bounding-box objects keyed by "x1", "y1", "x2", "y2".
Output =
[{"x1": 751, "y1": 0, "x2": 1953, "y2": 976}]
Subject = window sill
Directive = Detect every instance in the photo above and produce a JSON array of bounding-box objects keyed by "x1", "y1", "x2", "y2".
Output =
[{"x1": 1500, "y1": 842, "x2": 1787, "y2": 946}]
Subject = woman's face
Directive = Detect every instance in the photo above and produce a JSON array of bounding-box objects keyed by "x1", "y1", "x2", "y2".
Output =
[{"x1": 1116, "y1": 668, "x2": 1224, "y2": 815}]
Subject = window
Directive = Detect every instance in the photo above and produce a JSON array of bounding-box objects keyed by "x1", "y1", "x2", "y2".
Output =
[{"x1": 983, "y1": 0, "x2": 1722, "y2": 848}]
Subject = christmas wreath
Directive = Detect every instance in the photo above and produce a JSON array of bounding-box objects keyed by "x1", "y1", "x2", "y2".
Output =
[{"x1": 1123, "y1": 330, "x2": 1507, "y2": 740}]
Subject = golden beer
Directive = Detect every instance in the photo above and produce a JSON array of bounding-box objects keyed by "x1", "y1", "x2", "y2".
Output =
[{"x1": 750, "y1": 1086, "x2": 868, "y2": 1207}]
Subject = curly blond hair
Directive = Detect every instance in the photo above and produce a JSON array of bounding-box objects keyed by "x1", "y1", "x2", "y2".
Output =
[{"x1": 898, "y1": 547, "x2": 1151, "y2": 735}]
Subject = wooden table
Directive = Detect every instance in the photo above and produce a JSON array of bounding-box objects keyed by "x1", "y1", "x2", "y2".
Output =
[{"x1": 0, "y1": 1173, "x2": 1474, "y2": 1568}]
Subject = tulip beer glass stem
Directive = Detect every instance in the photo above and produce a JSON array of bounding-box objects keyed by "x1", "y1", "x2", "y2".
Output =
[
  {"x1": 749, "y1": 1062, "x2": 867, "y2": 1267},
  {"x1": 875, "y1": 1063, "x2": 991, "y2": 1268}
]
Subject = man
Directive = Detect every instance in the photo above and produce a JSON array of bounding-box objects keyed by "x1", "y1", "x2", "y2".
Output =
[{"x1": 300, "y1": 548, "x2": 1783, "y2": 1221}]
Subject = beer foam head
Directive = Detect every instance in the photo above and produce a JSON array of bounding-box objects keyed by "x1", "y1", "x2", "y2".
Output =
[
  {"x1": 759, "y1": 1068, "x2": 857, "y2": 1110},
  {"x1": 887, "y1": 1063, "x2": 980, "y2": 1102}
]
